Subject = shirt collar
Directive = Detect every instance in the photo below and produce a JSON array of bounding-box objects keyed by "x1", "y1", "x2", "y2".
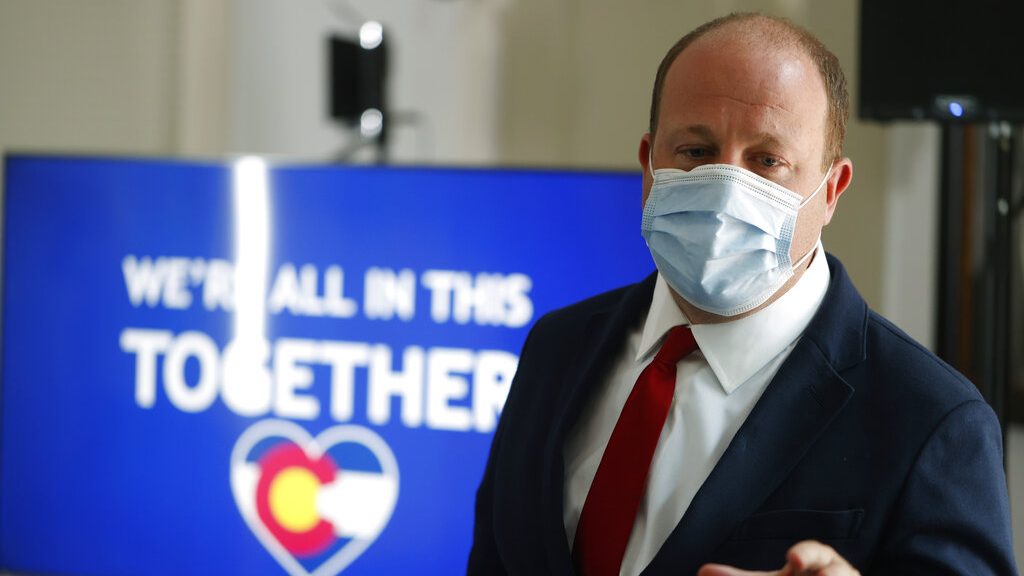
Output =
[{"x1": 637, "y1": 242, "x2": 830, "y2": 394}]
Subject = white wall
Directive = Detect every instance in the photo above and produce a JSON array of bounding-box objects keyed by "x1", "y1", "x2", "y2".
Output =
[
  {"x1": 175, "y1": 0, "x2": 232, "y2": 157},
  {"x1": 881, "y1": 124, "x2": 940, "y2": 347},
  {"x1": 228, "y1": 0, "x2": 507, "y2": 164},
  {"x1": 0, "y1": 0, "x2": 178, "y2": 155}
]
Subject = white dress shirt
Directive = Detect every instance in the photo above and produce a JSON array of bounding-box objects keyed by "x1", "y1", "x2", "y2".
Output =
[{"x1": 562, "y1": 243, "x2": 830, "y2": 576}]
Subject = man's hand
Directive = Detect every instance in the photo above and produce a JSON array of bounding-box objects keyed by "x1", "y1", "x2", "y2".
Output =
[{"x1": 697, "y1": 541, "x2": 861, "y2": 576}]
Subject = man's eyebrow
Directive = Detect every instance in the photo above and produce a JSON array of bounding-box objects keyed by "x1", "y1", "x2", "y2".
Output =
[
  {"x1": 750, "y1": 132, "x2": 788, "y2": 149},
  {"x1": 683, "y1": 124, "x2": 716, "y2": 139},
  {"x1": 659, "y1": 124, "x2": 717, "y2": 143},
  {"x1": 664, "y1": 124, "x2": 716, "y2": 140},
  {"x1": 663, "y1": 126, "x2": 791, "y2": 150}
]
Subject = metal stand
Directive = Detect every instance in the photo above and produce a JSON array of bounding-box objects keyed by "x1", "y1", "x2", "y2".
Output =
[
  {"x1": 936, "y1": 122, "x2": 1018, "y2": 447},
  {"x1": 936, "y1": 124, "x2": 966, "y2": 369},
  {"x1": 990, "y1": 123, "x2": 1015, "y2": 436}
]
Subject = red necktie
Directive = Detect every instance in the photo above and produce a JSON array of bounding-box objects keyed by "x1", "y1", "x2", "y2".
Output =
[{"x1": 573, "y1": 325, "x2": 698, "y2": 576}]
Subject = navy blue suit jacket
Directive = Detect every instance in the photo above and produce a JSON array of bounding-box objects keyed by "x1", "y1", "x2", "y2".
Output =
[{"x1": 468, "y1": 255, "x2": 1016, "y2": 575}]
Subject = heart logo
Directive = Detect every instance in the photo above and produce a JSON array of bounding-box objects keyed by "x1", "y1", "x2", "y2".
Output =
[{"x1": 230, "y1": 420, "x2": 400, "y2": 576}]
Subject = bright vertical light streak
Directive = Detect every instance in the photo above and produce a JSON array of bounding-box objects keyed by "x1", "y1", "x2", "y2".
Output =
[{"x1": 233, "y1": 156, "x2": 271, "y2": 343}]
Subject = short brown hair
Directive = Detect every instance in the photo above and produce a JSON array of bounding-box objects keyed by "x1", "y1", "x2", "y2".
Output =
[{"x1": 648, "y1": 13, "x2": 849, "y2": 169}]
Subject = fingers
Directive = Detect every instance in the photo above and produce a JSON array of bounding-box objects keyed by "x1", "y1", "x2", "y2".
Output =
[
  {"x1": 816, "y1": 567, "x2": 856, "y2": 576},
  {"x1": 697, "y1": 541, "x2": 859, "y2": 576},
  {"x1": 785, "y1": 540, "x2": 860, "y2": 575},
  {"x1": 786, "y1": 540, "x2": 834, "y2": 570},
  {"x1": 697, "y1": 564, "x2": 775, "y2": 576}
]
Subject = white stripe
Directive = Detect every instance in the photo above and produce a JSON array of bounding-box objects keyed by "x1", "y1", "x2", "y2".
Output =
[
  {"x1": 231, "y1": 462, "x2": 260, "y2": 519},
  {"x1": 317, "y1": 471, "x2": 398, "y2": 538}
]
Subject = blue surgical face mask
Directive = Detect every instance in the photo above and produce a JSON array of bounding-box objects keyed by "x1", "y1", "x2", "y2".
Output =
[{"x1": 641, "y1": 157, "x2": 830, "y2": 317}]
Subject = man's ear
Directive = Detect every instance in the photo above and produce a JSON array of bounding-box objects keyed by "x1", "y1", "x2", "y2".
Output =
[
  {"x1": 823, "y1": 157, "x2": 853, "y2": 226},
  {"x1": 639, "y1": 133, "x2": 653, "y2": 205},
  {"x1": 639, "y1": 133, "x2": 653, "y2": 170}
]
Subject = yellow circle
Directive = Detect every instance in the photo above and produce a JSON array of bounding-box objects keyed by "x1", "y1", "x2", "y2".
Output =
[{"x1": 269, "y1": 467, "x2": 322, "y2": 533}]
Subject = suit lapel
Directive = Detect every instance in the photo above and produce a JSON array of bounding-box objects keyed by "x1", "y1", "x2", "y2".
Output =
[
  {"x1": 642, "y1": 338, "x2": 854, "y2": 574},
  {"x1": 540, "y1": 275, "x2": 658, "y2": 576},
  {"x1": 643, "y1": 254, "x2": 866, "y2": 575}
]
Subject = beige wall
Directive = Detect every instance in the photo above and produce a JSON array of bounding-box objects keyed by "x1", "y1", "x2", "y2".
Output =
[
  {"x1": 497, "y1": 0, "x2": 887, "y2": 308},
  {"x1": 0, "y1": 0, "x2": 231, "y2": 160},
  {"x1": 227, "y1": 0, "x2": 506, "y2": 163},
  {"x1": 0, "y1": 0, "x2": 178, "y2": 156}
]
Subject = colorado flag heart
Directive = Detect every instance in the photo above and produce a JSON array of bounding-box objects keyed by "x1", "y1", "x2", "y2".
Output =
[{"x1": 230, "y1": 420, "x2": 399, "y2": 576}]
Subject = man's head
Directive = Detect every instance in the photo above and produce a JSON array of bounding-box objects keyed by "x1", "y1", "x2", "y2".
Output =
[
  {"x1": 639, "y1": 13, "x2": 854, "y2": 323},
  {"x1": 648, "y1": 13, "x2": 849, "y2": 170}
]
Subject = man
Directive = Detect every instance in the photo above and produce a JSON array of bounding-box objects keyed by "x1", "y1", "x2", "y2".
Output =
[{"x1": 468, "y1": 12, "x2": 1015, "y2": 576}]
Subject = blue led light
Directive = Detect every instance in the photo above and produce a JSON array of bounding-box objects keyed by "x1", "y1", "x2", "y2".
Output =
[{"x1": 949, "y1": 102, "x2": 964, "y2": 117}]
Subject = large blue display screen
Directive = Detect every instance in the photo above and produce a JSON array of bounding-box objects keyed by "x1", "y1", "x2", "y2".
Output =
[{"x1": 1, "y1": 155, "x2": 652, "y2": 575}]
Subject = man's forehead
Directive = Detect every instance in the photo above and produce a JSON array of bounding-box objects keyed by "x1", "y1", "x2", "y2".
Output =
[
  {"x1": 653, "y1": 28, "x2": 828, "y2": 163},
  {"x1": 677, "y1": 27, "x2": 814, "y2": 81},
  {"x1": 665, "y1": 16, "x2": 823, "y2": 94},
  {"x1": 660, "y1": 31, "x2": 825, "y2": 118}
]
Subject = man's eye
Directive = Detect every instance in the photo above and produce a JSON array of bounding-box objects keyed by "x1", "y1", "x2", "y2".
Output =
[
  {"x1": 682, "y1": 148, "x2": 709, "y2": 159},
  {"x1": 759, "y1": 156, "x2": 781, "y2": 168}
]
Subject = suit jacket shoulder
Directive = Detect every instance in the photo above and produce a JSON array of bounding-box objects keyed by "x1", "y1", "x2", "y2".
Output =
[{"x1": 865, "y1": 307, "x2": 981, "y2": 402}]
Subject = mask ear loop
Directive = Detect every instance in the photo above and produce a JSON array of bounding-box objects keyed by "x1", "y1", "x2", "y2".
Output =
[
  {"x1": 647, "y1": 148, "x2": 655, "y2": 179},
  {"x1": 791, "y1": 240, "x2": 819, "y2": 270},
  {"x1": 791, "y1": 163, "x2": 835, "y2": 269},
  {"x1": 797, "y1": 163, "x2": 834, "y2": 209}
]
